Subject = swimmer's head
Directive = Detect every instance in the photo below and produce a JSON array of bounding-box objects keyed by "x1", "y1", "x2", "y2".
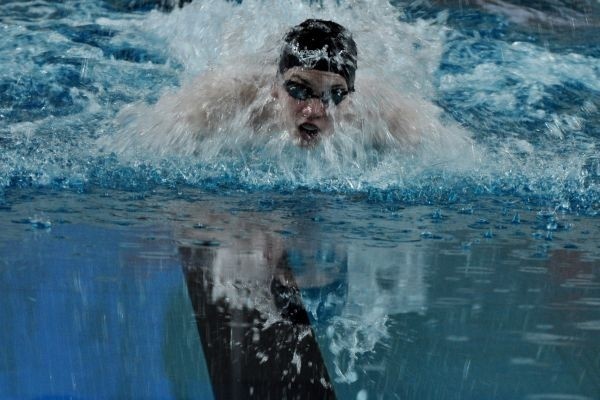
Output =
[
  {"x1": 278, "y1": 19, "x2": 357, "y2": 91},
  {"x1": 275, "y1": 20, "x2": 357, "y2": 146}
]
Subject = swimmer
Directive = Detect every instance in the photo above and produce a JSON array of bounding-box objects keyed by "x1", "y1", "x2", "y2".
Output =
[
  {"x1": 180, "y1": 18, "x2": 362, "y2": 148},
  {"x1": 115, "y1": 18, "x2": 450, "y2": 154}
]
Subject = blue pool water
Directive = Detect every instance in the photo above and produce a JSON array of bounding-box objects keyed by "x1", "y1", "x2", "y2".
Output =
[{"x1": 1, "y1": 0, "x2": 599, "y2": 399}]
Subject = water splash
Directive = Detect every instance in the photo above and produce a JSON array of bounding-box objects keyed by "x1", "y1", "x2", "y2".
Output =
[
  {"x1": 99, "y1": 0, "x2": 477, "y2": 192},
  {"x1": 1, "y1": 0, "x2": 599, "y2": 211}
]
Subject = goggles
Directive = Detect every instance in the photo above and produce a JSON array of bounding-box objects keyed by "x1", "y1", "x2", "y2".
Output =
[{"x1": 284, "y1": 80, "x2": 349, "y2": 106}]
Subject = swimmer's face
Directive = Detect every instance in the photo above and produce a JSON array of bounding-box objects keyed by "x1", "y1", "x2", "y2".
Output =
[{"x1": 274, "y1": 68, "x2": 349, "y2": 147}]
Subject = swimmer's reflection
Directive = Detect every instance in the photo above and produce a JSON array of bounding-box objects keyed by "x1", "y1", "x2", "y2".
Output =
[{"x1": 180, "y1": 244, "x2": 340, "y2": 399}]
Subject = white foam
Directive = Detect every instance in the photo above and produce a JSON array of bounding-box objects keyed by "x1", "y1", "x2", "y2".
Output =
[
  {"x1": 2, "y1": 0, "x2": 597, "y2": 207},
  {"x1": 100, "y1": 0, "x2": 477, "y2": 190}
]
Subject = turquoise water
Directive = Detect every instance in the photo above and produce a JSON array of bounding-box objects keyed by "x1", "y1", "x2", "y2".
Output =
[{"x1": 1, "y1": 0, "x2": 599, "y2": 399}]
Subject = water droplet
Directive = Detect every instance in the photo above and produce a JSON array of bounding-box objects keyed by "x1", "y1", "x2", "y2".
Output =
[
  {"x1": 357, "y1": 389, "x2": 368, "y2": 400},
  {"x1": 511, "y1": 213, "x2": 521, "y2": 224},
  {"x1": 29, "y1": 217, "x2": 52, "y2": 230},
  {"x1": 432, "y1": 209, "x2": 443, "y2": 220},
  {"x1": 458, "y1": 205, "x2": 473, "y2": 214}
]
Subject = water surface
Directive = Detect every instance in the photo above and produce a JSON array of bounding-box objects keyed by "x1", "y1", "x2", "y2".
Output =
[{"x1": 1, "y1": 0, "x2": 599, "y2": 398}]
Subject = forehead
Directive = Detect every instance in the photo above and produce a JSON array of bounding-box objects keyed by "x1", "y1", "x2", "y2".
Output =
[{"x1": 283, "y1": 67, "x2": 347, "y2": 89}]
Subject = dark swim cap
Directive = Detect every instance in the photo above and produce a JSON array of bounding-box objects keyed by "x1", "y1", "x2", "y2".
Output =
[{"x1": 278, "y1": 19, "x2": 358, "y2": 91}]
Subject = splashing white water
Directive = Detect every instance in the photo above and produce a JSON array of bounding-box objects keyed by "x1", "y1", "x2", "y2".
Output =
[
  {"x1": 99, "y1": 0, "x2": 477, "y2": 190},
  {"x1": 3, "y1": 0, "x2": 596, "y2": 207}
]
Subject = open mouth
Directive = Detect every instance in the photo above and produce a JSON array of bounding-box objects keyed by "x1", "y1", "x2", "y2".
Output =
[{"x1": 298, "y1": 123, "x2": 320, "y2": 142}]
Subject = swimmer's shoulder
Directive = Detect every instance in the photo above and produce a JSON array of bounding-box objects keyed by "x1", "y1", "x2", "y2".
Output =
[{"x1": 190, "y1": 66, "x2": 272, "y2": 104}]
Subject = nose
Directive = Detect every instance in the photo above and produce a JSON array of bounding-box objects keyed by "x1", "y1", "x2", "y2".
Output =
[{"x1": 301, "y1": 98, "x2": 327, "y2": 119}]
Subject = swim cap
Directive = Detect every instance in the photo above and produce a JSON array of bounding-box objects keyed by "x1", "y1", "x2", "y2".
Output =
[{"x1": 278, "y1": 19, "x2": 358, "y2": 91}]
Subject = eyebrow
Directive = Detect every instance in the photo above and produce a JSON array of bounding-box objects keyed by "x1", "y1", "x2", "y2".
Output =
[{"x1": 288, "y1": 75, "x2": 314, "y2": 88}]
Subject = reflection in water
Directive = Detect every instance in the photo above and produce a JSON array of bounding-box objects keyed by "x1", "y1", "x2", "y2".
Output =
[
  {"x1": 172, "y1": 197, "x2": 430, "y2": 398},
  {"x1": 323, "y1": 247, "x2": 427, "y2": 384},
  {"x1": 180, "y1": 246, "x2": 336, "y2": 399},
  {"x1": 1, "y1": 190, "x2": 598, "y2": 399},
  {"x1": 167, "y1": 192, "x2": 600, "y2": 399}
]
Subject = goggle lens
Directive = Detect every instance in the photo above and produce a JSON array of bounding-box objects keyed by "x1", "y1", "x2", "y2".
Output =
[{"x1": 284, "y1": 81, "x2": 348, "y2": 106}]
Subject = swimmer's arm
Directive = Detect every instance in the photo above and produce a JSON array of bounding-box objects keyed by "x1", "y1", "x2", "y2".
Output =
[
  {"x1": 113, "y1": 69, "x2": 268, "y2": 156},
  {"x1": 379, "y1": 98, "x2": 422, "y2": 146},
  {"x1": 166, "y1": 71, "x2": 272, "y2": 137},
  {"x1": 179, "y1": 69, "x2": 270, "y2": 134}
]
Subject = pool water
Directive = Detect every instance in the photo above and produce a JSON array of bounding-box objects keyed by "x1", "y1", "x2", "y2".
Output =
[{"x1": 1, "y1": 0, "x2": 599, "y2": 399}]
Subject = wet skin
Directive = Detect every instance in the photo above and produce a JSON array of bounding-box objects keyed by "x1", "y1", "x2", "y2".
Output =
[{"x1": 273, "y1": 67, "x2": 350, "y2": 147}]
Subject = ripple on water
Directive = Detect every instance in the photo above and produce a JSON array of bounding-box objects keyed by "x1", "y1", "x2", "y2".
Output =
[
  {"x1": 509, "y1": 357, "x2": 549, "y2": 367},
  {"x1": 574, "y1": 320, "x2": 600, "y2": 331},
  {"x1": 518, "y1": 266, "x2": 549, "y2": 274},
  {"x1": 525, "y1": 395, "x2": 596, "y2": 400},
  {"x1": 561, "y1": 276, "x2": 600, "y2": 290},
  {"x1": 572, "y1": 297, "x2": 600, "y2": 307},
  {"x1": 522, "y1": 332, "x2": 580, "y2": 347}
]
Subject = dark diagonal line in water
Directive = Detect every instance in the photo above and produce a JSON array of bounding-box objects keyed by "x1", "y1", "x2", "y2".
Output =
[{"x1": 180, "y1": 246, "x2": 337, "y2": 400}]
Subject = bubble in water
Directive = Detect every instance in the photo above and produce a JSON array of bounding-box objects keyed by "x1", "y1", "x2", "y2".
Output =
[{"x1": 357, "y1": 389, "x2": 368, "y2": 400}]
